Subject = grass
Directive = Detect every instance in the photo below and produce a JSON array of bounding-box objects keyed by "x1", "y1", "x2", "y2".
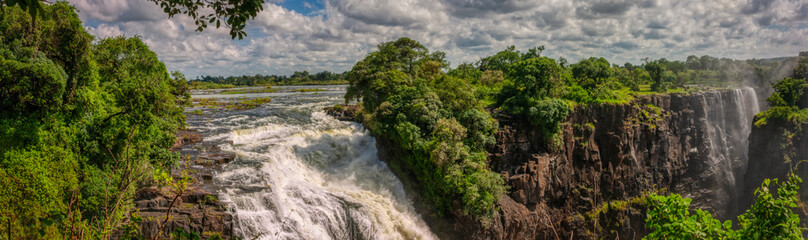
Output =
[
  {"x1": 190, "y1": 82, "x2": 236, "y2": 90},
  {"x1": 220, "y1": 86, "x2": 278, "y2": 95},
  {"x1": 293, "y1": 88, "x2": 325, "y2": 92},
  {"x1": 191, "y1": 97, "x2": 272, "y2": 111}
]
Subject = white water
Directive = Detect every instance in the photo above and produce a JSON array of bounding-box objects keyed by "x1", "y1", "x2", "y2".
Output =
[
  {"x1": 697, "y1": 87, "x2": 760, "y2": 217},
  {"x1": 186, "y1": 87, "x2": 436, "y2": 240}
]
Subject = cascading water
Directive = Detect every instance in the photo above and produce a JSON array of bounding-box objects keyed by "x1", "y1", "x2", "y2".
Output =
[
  {"x1": 186, "y1": 86, "x2": 436, "y2": 240},
  {"x1": 691, "y1": 87, "x2": 760, "y2": 218}
]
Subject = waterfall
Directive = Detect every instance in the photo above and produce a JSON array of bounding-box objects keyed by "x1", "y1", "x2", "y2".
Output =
[
  {"x1": 188, "y1": 87, "x2": 436, "y2": 240},
  {"x1": 695, "y1": 87, "x2": 760, "y2": 218}
]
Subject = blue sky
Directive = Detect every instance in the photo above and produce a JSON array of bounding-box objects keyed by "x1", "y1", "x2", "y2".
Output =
[
  {"x1": 69, "y1": 0, "x2": 808, "y2": 78},
  {"x1": 278, "y1": 0, "x2": 324, "y2": 15}
]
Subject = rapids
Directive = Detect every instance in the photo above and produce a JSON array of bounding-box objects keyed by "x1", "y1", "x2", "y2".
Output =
[{"x1": 186, "y1": 86, "x2": 436, "y2": 240}]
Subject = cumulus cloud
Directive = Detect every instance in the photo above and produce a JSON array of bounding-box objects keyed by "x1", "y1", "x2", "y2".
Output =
[{"x1": 64, "y1": 0, "x2": 808, "y2": 78}]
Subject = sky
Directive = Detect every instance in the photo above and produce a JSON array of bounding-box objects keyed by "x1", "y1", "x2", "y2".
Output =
[{"x1": 68, "y1": 0, "x2": 808, "y2": 78}]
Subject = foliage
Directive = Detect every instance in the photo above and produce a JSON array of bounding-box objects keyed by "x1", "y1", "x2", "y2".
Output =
[
  {"x1": 645, "y1": 194, "x2": 735, "y2": 239},
  {"x1": 148, "y1": 0, "x2": 263, "y2": 39},
  {"x1": 644, "y1": 173, "x2": 804, "y2": 240},
  {"x1": 766, "y1": 77, "x2": 808, "y2": 108},
  {"x1": 346, "y1": 38, "x2": 506, "y2": 222},
  {"x1": 0, "y1": 3, "x2": 188, "y2": 238},
  {"x1": 571, "y1": 57, "x2": 612, "y2": 89},
  {"x1": 756, "y1": 76, "x2": 808, "y2": 126},
  {"x1": 191, "y1": 70, "x2": 347, "y2": 89},
  {"x1": 646, "y1": 61, "x2": 667, "y2": 92}
]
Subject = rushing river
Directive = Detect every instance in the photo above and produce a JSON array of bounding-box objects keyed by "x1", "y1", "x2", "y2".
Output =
[{"x1": 187, "y1": 85, "x2": 436, "y2": 240}]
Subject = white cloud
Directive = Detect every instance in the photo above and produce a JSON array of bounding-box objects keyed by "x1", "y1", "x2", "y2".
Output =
[{"x1": 64, "y1": 0, "x2": 808, "y2": 78}]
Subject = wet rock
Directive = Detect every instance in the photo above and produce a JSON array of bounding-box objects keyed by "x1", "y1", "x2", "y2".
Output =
[
  {"x1": 324, "y1": 104, "x2": 361, "y2": 121},
  {"x1": 132, "y1": 129, "x2": 235, "y2": 239},
  {"x1": 135, "y1": 186, "x2": 233, "y2": 239},
  {"x1": 173, "y1": 129, "x2": 203, "y2": 150}
]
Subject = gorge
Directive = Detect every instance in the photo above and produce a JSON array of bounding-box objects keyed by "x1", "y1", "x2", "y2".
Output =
[
  {"x1": 166, "y1": 85, "x2": 790, "y2": 239},
  {"x1": 3, "y1": 2, "x2": 808, "y2": 239}
]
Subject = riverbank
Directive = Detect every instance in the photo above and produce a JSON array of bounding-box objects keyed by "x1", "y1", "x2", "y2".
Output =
[{"x1": 134, "y1": 130, "x2": 237, "y2": 239}]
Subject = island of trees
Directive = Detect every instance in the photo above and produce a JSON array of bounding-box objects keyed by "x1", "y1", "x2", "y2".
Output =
[{"x1": 189, "y1": 70, "x2": 347, "y2": 89}]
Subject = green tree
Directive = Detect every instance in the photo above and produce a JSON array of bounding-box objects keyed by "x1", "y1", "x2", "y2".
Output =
[
  {"x1": 766, "y1": 77, "x2": 807, "y2": 108},
  {"x1": 0, "y1": 4, "x2": 187, "y2": 238},
  {"x1": 508, "y1": 57, "x2": 562, "y2": 98},
  {"x1": 646, "y1": 61, "x2": 666, "y2": 92},
  {"x1": 346, "y1": 37, "x2": 506, "y2": 222},
  {"x1": 644, "y1": 173, "x2": 804, "y2": 239},
  {"x1": 478, "y1": 45, "x2": 521, "y2": 72},
  {"x1": 571, "y1": 57, "x2": 612, "y2": 89}
]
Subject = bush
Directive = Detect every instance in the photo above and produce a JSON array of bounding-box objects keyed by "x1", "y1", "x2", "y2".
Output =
[
  {"x1": 347, "y1": 38, "x2": 506, "y2": 222},
  {"x1": 645, "y1": 173, "x2": 804, "y2": 239}
]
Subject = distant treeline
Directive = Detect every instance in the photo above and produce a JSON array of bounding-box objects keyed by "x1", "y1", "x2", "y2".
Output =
[{"x1": 190, "y1": 70, "x2": 347, "y2": 89}]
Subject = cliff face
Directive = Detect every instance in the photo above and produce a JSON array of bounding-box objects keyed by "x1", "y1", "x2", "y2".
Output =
[
  {"x1": 327, "y1": 89, "x2": 762, "y2": 239},
  {"x1": 743, "y1": 118, "x2": 808, "y2": 210},
  {"x1": 471, "y1": 89, "x2": 761, "y2": 239}
]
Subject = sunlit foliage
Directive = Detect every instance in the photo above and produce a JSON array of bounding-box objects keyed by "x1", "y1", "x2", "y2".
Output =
[{"x1": 0, "y1": 3, "x2": 188, "y2": 238}]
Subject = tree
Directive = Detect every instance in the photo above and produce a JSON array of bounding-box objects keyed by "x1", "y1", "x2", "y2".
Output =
[
  {"x1": 1, "y1": 0, "x2": 265, "y2": 39},
  {"x1": 148, "y1": 0, "x2": 263, "y2": 39},
  {"x1": 478, "y1": 46, "x2": 521, "y2": 72},
  {"x1": 766, "y1": 77, "x2": 808, "y2": 108},
  {"x1": 571, "y1": 57, "x2": 612, "y2": 89},
  {"x1": 646, "y1": 61, "x2": 666, "y2": 92},
  {"x1": 508, "y1": 57, "x2": 562, "y2": 98},
  {"x1": 345, "y1": 37, "x2": 432, "y2": 109},
  {"x1": 520, "y1": 46, "x2": 545, "y2": 59}
]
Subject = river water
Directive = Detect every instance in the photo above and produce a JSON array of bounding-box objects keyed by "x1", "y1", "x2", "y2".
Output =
[{"x1": 187, "y1": 85, "x2": 436, "y2": 240}]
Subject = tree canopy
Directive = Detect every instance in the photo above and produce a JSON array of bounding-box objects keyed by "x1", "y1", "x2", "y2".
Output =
[
  {"x1": 0, "y1": 3, "x2": 188, "y2": 238},
  {"x1": 1, "y1": 0, "x2": 265, "y2": 39}
]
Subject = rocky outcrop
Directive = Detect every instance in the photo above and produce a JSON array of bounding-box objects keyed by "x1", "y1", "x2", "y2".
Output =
[
  {"x1": 324, "y1": 104, "x2": 361, "y2": 121},
  {"x1": 133, "y1": 129, "x2": 236, "y2": 239},
  {"x1": 136, "y1": 186, "x2": 233, "y2": 239},
  {"x1": 350, "y1": 89, "x2": 762, "y2": 240},
  {"x1": 173, "y1": 129, "x2": 203, "y2": 150},
  {"x1": 743, "y1": 118, "x2": 808, "y2": 211},
  {"x1": 470, "y1": 89, "x2": 762, "y2": 239}
]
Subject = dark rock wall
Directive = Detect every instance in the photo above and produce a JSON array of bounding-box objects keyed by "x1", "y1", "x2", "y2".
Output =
[
  {"x1": 366, "y1": 90, "x2": 759, "y2": 240},
  {"x1": 472, "y1": 90, "x2": 762, "y2": 239},
  {"x1": 743, "y1": 118, "x2": 808, "y2": 211}
]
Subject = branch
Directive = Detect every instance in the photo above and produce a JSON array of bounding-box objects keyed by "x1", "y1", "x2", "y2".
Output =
[{"x1": 153, "y1": 186, "x2": 184, "y2": 240}]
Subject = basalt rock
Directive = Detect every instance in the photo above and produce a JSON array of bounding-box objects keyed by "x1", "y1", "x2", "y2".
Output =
[
  {"x1": 329, "y1": 89, "x2": 761, "y2": 239},
  {"x1": 743, "y1": 117, "x2": 808, "y2": 214},
  {"x1": 468, "y1": 89, "x2": 760, "y2": 239},
  {"x1": 136, "y1": 186, "x2": 233, "y2": 239},
  {"x1": 132, "y1": 129, "x2": 236, "y2": 239},
  {"x1": 173, "y1": 129, "x2": 203, "y2": 150},
  {"x1": 324, "y1": 104, "x2": 361, "y2": 121}
]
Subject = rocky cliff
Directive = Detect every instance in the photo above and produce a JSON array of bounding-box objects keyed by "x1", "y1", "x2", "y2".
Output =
[
  {"x1": 471, "y1": 88, "x2": 762, "y2": 239},
  {"x1": 327, "y1": 88, "x2": 762, "y2": 239},
  {"x1": 133, "y1": 130, "x2": 237, "y2": 239},
  {"x1": 743, "y1": 117, "x2": 808, "y2": 212},
  {"x1": 330, "y1": 89, "x2": 759, "y2": 240}
]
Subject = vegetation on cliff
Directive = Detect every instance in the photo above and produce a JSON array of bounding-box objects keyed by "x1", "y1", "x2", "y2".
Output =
[
  {"x1": 755, "y1": 55, "x2": 808, "y2": 127},
  {"x1": 345, "y1": 38, "x2": 506, "y2": 221},
  {"x1": 0, "y1": 3, "x2": 188, "y2": 238},
  {"x1": 645, "y1": 173, "x2": 804, "y2": 239},
  {"x1": 345, "y1": 37, "x2": 795, "y2": 223},
  {"x1": 644, "y1": 53, "x2": 808, "y2": 240}
]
